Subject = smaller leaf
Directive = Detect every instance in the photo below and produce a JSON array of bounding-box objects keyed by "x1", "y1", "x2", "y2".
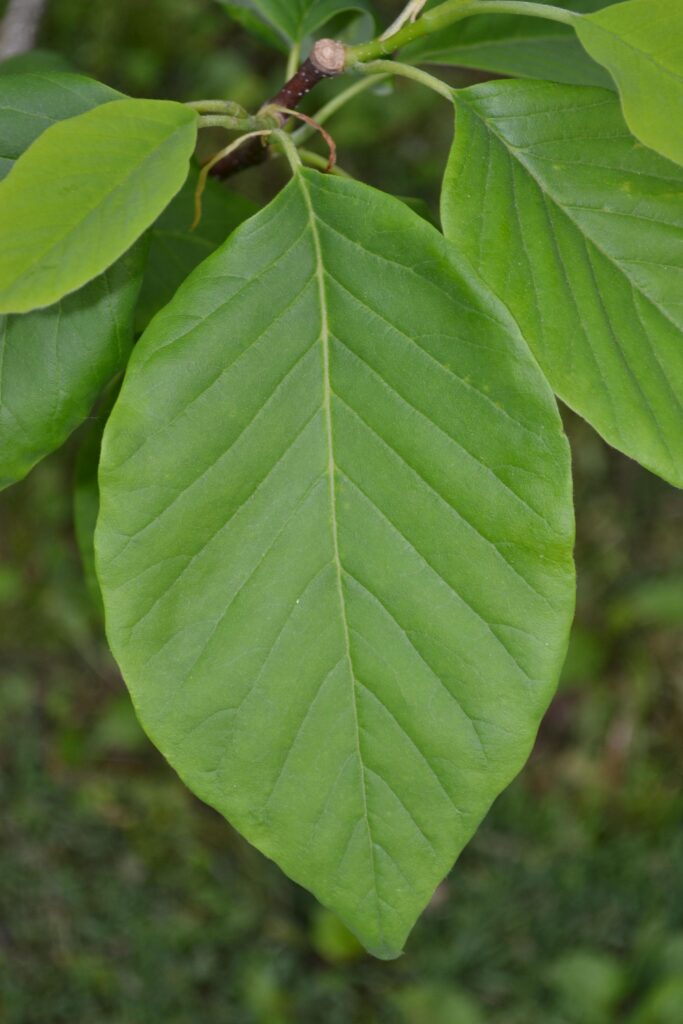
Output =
[
  {"x1": 0, "y1": 99, "x2": 198, "y2": 314},
  {"x1": 0, "y1": 73, "x2": 144, "y2": 489},
  {"x1": 574, "y1": 0, "x2": 683, "y2": 166}
]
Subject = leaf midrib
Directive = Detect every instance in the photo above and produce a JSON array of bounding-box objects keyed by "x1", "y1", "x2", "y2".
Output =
[{"x1": 296, "y1": 169, "x2": 383, "y2": 940}]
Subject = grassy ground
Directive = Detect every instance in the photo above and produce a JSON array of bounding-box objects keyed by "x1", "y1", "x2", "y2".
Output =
[{"x1": 1, "y1": 2, "x2": 683, "y2": 1020}]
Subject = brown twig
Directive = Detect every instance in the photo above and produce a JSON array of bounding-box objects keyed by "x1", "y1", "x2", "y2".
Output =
[{"x1": 210, "y1": 39, "x2": 346, "y2": 180}]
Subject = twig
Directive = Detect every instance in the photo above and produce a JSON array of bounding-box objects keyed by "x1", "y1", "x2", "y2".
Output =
[{"x1": 210, "y1": 38, "x2": 345, "y2": 180}]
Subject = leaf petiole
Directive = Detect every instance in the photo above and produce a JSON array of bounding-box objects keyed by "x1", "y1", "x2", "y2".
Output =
[
  {"x1": 273, "y1": 128, "x2": 302, "y2": 174},
  {"x1": 198, "y1": 113, "x2": 277, "y2": 132},
  {"x1": 186, "y1": 99, "x2": 249, "y2": 117},
  {"x1": 352, "y1": 59, "x2": 454, "y2": 103}
]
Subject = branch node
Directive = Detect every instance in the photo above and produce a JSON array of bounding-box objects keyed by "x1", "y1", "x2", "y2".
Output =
[{"x1": 311, "y1": 38, "x2": 346, "y2": 75}]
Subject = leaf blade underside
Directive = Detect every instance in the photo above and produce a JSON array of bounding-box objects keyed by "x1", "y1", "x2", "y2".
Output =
[
  {"x1": 96, "y1": 171, "x2": 575, "y2": 958},
  {"x1": 0, "y1": 98, "x2": 197, "y2": 313}
]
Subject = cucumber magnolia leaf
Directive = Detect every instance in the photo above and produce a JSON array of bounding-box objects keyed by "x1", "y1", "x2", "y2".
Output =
[
  {"x1": 441, "y1": 80, "x2": 683, "y2": 487},
  {"x1": 136, "y1": 167, "x2": 258, "y2": 333},
  {"x1": 0, "y1": 99, "x2": 198, "y2": 314},
  {"x1": 403, "y1": 0, "x2": 617, "y2": 88},
  {"x1": 0, "y1": 245, "x2": 144, "y2": 490},
  {"x1": 96, "y1": 170, "x2": 575, "y2": 957},
  {"x1": 0, "y1": 71, "x2": 120, "y2": 170},
  {"x1": 573, "y1": 0, "x2": 683, "y2": 166},
  {"x1": 217, "y1": 0, "x2": 374, "y2": 48}
]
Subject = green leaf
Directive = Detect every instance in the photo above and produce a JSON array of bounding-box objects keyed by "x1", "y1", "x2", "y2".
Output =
[
  {"x1": 403, "y1": 1, "x2": 618, "y2": 88},
  {"x1": 135, "y1": 167, "x2": 258, "y2": 333},
  {"x1": 96, "y1": 170, "x2": 575, "y2": 958},
  {"x1": 0, "y1": 98, "x2": 198, "y2": 314},
  {"x1": 216, "y1": 0, "x2": 375, "y2": 47},
  {"x1": 574, "y1": 0, "x2": 683, "y2": 166},
  {"x1": 0, "y1": 72, "x2": 143, "y2": 489},
  {"x1": 0, "y1": 245, "x2": 144, "y2": 490},
  {"x1": 442, "y1": 80, "x2": 683, "y2": 487},
  {"x1": 0, "y1": 71, "x2": 121, "y2": 177}
]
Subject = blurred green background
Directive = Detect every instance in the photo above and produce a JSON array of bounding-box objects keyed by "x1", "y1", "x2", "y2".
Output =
[{"x1": 1, "y1": 1, "x2": 682, "y2": 1021}]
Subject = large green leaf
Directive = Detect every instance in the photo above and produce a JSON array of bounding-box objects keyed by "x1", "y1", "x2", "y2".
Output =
[
  {"x1": 574, "y1": 0, "x2": 683, "y2": 166},
  {"x1": 441, "y1": 80, "x2": 683, "y2": 487},
  {"x1": 403, "y1": 0, "x2": 618, "y2": 88},
  {"x1": 135, "y1": 168, "x2": 258, "y2": 333},
  {"x1": 0, "y1": 245, "x2": 144, "y2": 490},
  {"x1": 0, "y1": 99, "x2": 198, "y2": 314},
  {"x1": 96, "y1": 170, "x2": 575, "y2": 957},
  {"x1": 217, "y1": 0, "x2": 374, "y2": 47},
  {"x1": 0, "y1": 71, "x2": 119, "y2": 173}
]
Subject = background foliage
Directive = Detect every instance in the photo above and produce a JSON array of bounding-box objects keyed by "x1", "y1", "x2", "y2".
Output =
[{"x1": 1, "y1": 0, "x2": 682, "y2": 1019}]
